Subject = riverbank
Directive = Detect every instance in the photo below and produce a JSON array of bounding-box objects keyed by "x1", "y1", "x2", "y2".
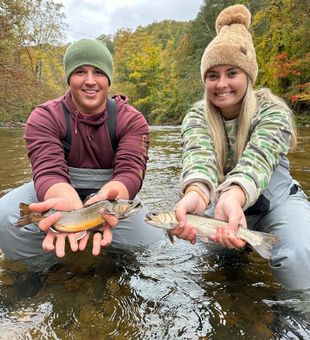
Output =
[
  {"x1": 0, "y1": 122, "x2": 25, "y2": 129},
  {"x1": 296, "y1": 114, "x2": 310, "y2": 127},
  {"x1": 1, "y1": 115, "x2": 309, "y2": 129}
]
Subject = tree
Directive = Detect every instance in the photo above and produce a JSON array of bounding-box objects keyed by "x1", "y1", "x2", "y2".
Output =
[
  {"x1": 171, "y1": 0, "x2": 237, "y2": 121},
  {"x1": 112, "y1": 30, "x2": 163, "y2": 120},
  {"x1": 21, "y1": 0, "x2": 67, "y2": 82},
  {"x1": 0, "y1": 0, "x2": 67, "y2": 121},
  {"x1": 97, "y1": 33, "x2": 115, "y2": 54},
  {"x1": 0, "y1": 0, "x2": 32, "y2": 120},
  {"x1": 252, "y1": 0, "x2": 310, "y2": 112}
]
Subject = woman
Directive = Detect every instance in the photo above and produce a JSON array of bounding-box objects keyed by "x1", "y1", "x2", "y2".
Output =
[{"x1": 171, "y1": 4, "x2": 310, "y2": 290}]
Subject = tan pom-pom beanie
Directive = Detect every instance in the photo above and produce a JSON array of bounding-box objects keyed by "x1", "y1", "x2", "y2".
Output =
[{"x1": 200, "y1": 4, "x2": 258, "y2": 84}]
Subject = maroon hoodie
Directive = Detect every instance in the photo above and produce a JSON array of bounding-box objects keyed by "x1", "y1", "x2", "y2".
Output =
[{"x1": 24, "y1": 91, "x2": 149, "y2": 201}]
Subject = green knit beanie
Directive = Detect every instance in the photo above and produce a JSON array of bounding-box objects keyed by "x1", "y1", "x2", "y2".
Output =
[{"x1": 63, "y1": 38, "x2": 113, "y2": 85}]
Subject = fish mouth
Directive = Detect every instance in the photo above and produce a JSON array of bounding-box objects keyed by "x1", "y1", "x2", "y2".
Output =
[
  {"x1": 144, "y1": 213, "x2": 155, "y2": 224},
  {"x1": 145, "y1": 213, "x2": 152, "y2": 221},
  {"x1": 115, "y1": 199, "x2": 143, "y2": 219},
  {"x1": 144, "y1": 212, "x2": 160, "y2": 227},
  {"x1": 127, "y1": 200, "x2": 143, "y2": 214},
  {"x1": 117, "y1": 199, "x2": 141, "y2": 208},
  {"x1": 132, "y1": 200, "x2": 142, "y2": 209}
]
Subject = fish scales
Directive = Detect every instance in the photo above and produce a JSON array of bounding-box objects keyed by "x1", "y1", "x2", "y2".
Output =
[
  {"x1": 145, "y1": 211, "x2": 279, "y2": 260},
  {"x1": 16, "y1": 199, "x2": 142, "y2": 233}
]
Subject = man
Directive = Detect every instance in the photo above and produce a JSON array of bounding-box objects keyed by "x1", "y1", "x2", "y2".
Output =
[{"x1": 0, "y1": 38, "x2": 163, "y2": 262}]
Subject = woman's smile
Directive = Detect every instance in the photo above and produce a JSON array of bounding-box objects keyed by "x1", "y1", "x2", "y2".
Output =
[{"x1": 205, "y1": 65, "x2": 248, "y2": 119}]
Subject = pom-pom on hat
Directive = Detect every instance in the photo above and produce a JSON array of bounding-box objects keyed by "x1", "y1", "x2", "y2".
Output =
[
  {"x1": 200, "y1": 4, "x2": 258, "y2": 84},
  {"x1": 63, "y1": 38, "x2": 113, "y2": 85}
]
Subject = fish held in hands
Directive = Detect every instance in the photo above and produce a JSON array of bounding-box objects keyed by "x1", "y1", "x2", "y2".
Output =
[
  {"x1": 16, "y1": 199, "x2": 142, "y2": 233},
  {"x1": 145, "y1": 211, "x2": 279, "y2": 260}
]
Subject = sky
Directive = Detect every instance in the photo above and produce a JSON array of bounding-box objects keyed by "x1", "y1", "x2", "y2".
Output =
[{"x1": 58, "y1": 0, "x2": 203, "y2": 42}]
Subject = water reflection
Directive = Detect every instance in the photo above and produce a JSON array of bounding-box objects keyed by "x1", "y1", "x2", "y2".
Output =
[
  {"x1": 0, "y1": 126, "x2": 309, "y2": 339},
  {"x1": 0, "y1": 128, "x2": 31, "y2": 196}
]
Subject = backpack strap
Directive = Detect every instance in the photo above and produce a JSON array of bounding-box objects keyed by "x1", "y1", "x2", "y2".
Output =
[
  {"x1": 61, "y1": 102, "x2": 71, "y2": 156},
  {"x1": 106, "y1": 97, "x2": 117, "y2": 152},
  {"x1": 61, "y1": 97, "x2": 118, "y2": 157}
]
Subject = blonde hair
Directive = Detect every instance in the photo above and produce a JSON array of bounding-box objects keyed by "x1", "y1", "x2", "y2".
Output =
[{"x1": 204, "y1": 82, "x2": 297, "y2": 183}]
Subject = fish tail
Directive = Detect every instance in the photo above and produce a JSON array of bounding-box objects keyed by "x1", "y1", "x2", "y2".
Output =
[
  {"x1": 15, "y1": 203, "x2": 34, "y2": 227},
  {"x1": 239, "y1": 229, "x2": 279, "y2": 260}
]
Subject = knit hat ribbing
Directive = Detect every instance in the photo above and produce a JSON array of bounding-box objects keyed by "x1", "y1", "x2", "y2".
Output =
[
  {"x1": 63, "y1": 39, "x2": 113, "y2": 85},
  {"x1": 200, "y1": 4, "x2": 258, "y2": 84}
]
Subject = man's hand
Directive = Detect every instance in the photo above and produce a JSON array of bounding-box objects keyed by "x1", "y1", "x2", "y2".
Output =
[
  {"x1": 30, "y1": 184, "x2": 126, "y2": 257},
  {"x1": 42, "y1": 229, "x2": 86, "y2": 258},
  {"x1": 29, "y1": 197, "x2": 85, "y2": 257},
  {"x1": 78, "y1": 188, "x2": 121, "y2": 255}
]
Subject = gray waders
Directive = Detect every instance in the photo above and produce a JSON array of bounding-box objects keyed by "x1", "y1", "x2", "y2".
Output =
[
  {"x1": 206, "y1": 157, "x2": 310, "y2": 290},
  {"x1": 0, "y1": 167, "x2": 164, "y2": 262}
]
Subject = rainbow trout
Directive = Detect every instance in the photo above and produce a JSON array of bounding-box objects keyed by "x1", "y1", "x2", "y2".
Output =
[
  {"x1": 16, "y1": 199, "x2": 142, "y2": 233},
  {"x1": 145, "y1": 211, "x2": 279, "y2": 260}
]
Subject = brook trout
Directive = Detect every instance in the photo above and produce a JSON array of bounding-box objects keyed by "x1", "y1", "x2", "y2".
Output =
[
  {"x1": 145, "y1": 211, "x2": 279, "y2": 260},
  {"x1": 16, "y1": 199, "x2": 142, "y2": 232}
]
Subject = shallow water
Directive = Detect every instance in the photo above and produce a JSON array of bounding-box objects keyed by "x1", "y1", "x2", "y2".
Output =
[{"x1": 0, "y1": 126, "x2": 309, "y2": 339}]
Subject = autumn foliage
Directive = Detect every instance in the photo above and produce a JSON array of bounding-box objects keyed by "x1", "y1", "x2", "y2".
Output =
[{"x1": 0, "y1": 0, "x2": 309, "y2": 124}]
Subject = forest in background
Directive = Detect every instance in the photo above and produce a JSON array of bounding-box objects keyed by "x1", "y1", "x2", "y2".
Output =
[{"x1": 0, "y1": 0, "x2": 309, "y2": 125}]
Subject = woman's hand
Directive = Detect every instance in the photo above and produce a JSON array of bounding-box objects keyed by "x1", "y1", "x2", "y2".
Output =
[
  {"x1": 210, "y1": 186, "x2": 247, "y2": 249},
  {"x1": 170, "y1": 190, "x2": 208, "y2": 244}
]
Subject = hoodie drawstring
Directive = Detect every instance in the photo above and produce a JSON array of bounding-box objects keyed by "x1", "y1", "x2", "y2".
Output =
[
  {"x1": 86, "y1": 125, "x2": 91, "y2": 142},
  {"x1": 74, "y1": 112, "x2": 78, "y2": 134}
]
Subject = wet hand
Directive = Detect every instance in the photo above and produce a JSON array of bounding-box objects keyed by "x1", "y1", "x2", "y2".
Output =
[
  {"x1": 30, "y1": 197, "x2": 86, "y2": 257},
  {"x1": 29, "y1": 197, "x2": 80, "y2": 233},
  {"x1": 42, "y1": 229, "x2": 85, "y2": 258},
  {"x1": 212, "y1": 186, "x2": 247, "y2": 249},
  {"x1": 169, "y1": 225, "x2": 197, "y2": 244},
  {"x1": 209, "y1": 225, "x2": 246, "y2": 249},
  {"x1": 78, "y1": 188, "x2": 120, "y2": 255},
  {"x1": 170, "y1": 193, "x2": 203, "y2": 244},
  {"x1": 78, "y1": 211, "x2": 118, "y2": 255}
]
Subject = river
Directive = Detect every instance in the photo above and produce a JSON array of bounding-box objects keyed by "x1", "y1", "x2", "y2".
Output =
[{"x1": 0, "y1": 126, "x2": 309, "y2": 339}]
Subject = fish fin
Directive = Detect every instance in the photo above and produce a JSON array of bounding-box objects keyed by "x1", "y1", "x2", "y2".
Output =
[
  {"x1": 166, "y1": 231, "x2": 174, "y2": 244},
  {"x1": 199, "y1": 236, "x2": 209, "y2": 243},
  {"x1": 240, "y1": 229, "x2": 279, "y2": 260},
  {"x1": 15, "y1": 203, "x2": 32, "y2": 227}
]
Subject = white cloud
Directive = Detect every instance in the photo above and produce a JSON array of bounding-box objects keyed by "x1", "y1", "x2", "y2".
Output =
[{"x1": 58, "y1": 0, "x2": 203, "y2": 42}]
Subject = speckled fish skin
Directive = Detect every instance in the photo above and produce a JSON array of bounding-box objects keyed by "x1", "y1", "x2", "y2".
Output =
[
  {"x1": 16, "y1": 199, "x2": 142, "y2": 232},
  {"x1": 145, "y1": 211, "x2": 279, "y2": 260}
]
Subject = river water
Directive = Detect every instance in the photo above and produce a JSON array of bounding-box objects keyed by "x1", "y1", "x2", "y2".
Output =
[{"x1": 0, "y1": 126, "x2": 309, "y2": 339}]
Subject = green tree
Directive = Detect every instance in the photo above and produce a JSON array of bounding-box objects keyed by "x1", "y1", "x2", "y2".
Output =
[
  {"x1": 113, "y1": 30, "x2": 163, "y2": 120},
  {"x1": 141, "y1": 20, "x2": 191, "y2": 124},
  {"x1": 21, "y1": 0, "x2": 67, "y2": 83},
  {"x1": 0, "y1": 0, "x2": 32, "y2": 120},
  {"x1": 252, "y1": 0, "x2": 310, "y2": 112},
  {"x1": 0, "y1": 0, "x2": 67, "y2": 121},
  {"x1": 171, "y1": 0, "x2": 237, "y2": 122}
]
